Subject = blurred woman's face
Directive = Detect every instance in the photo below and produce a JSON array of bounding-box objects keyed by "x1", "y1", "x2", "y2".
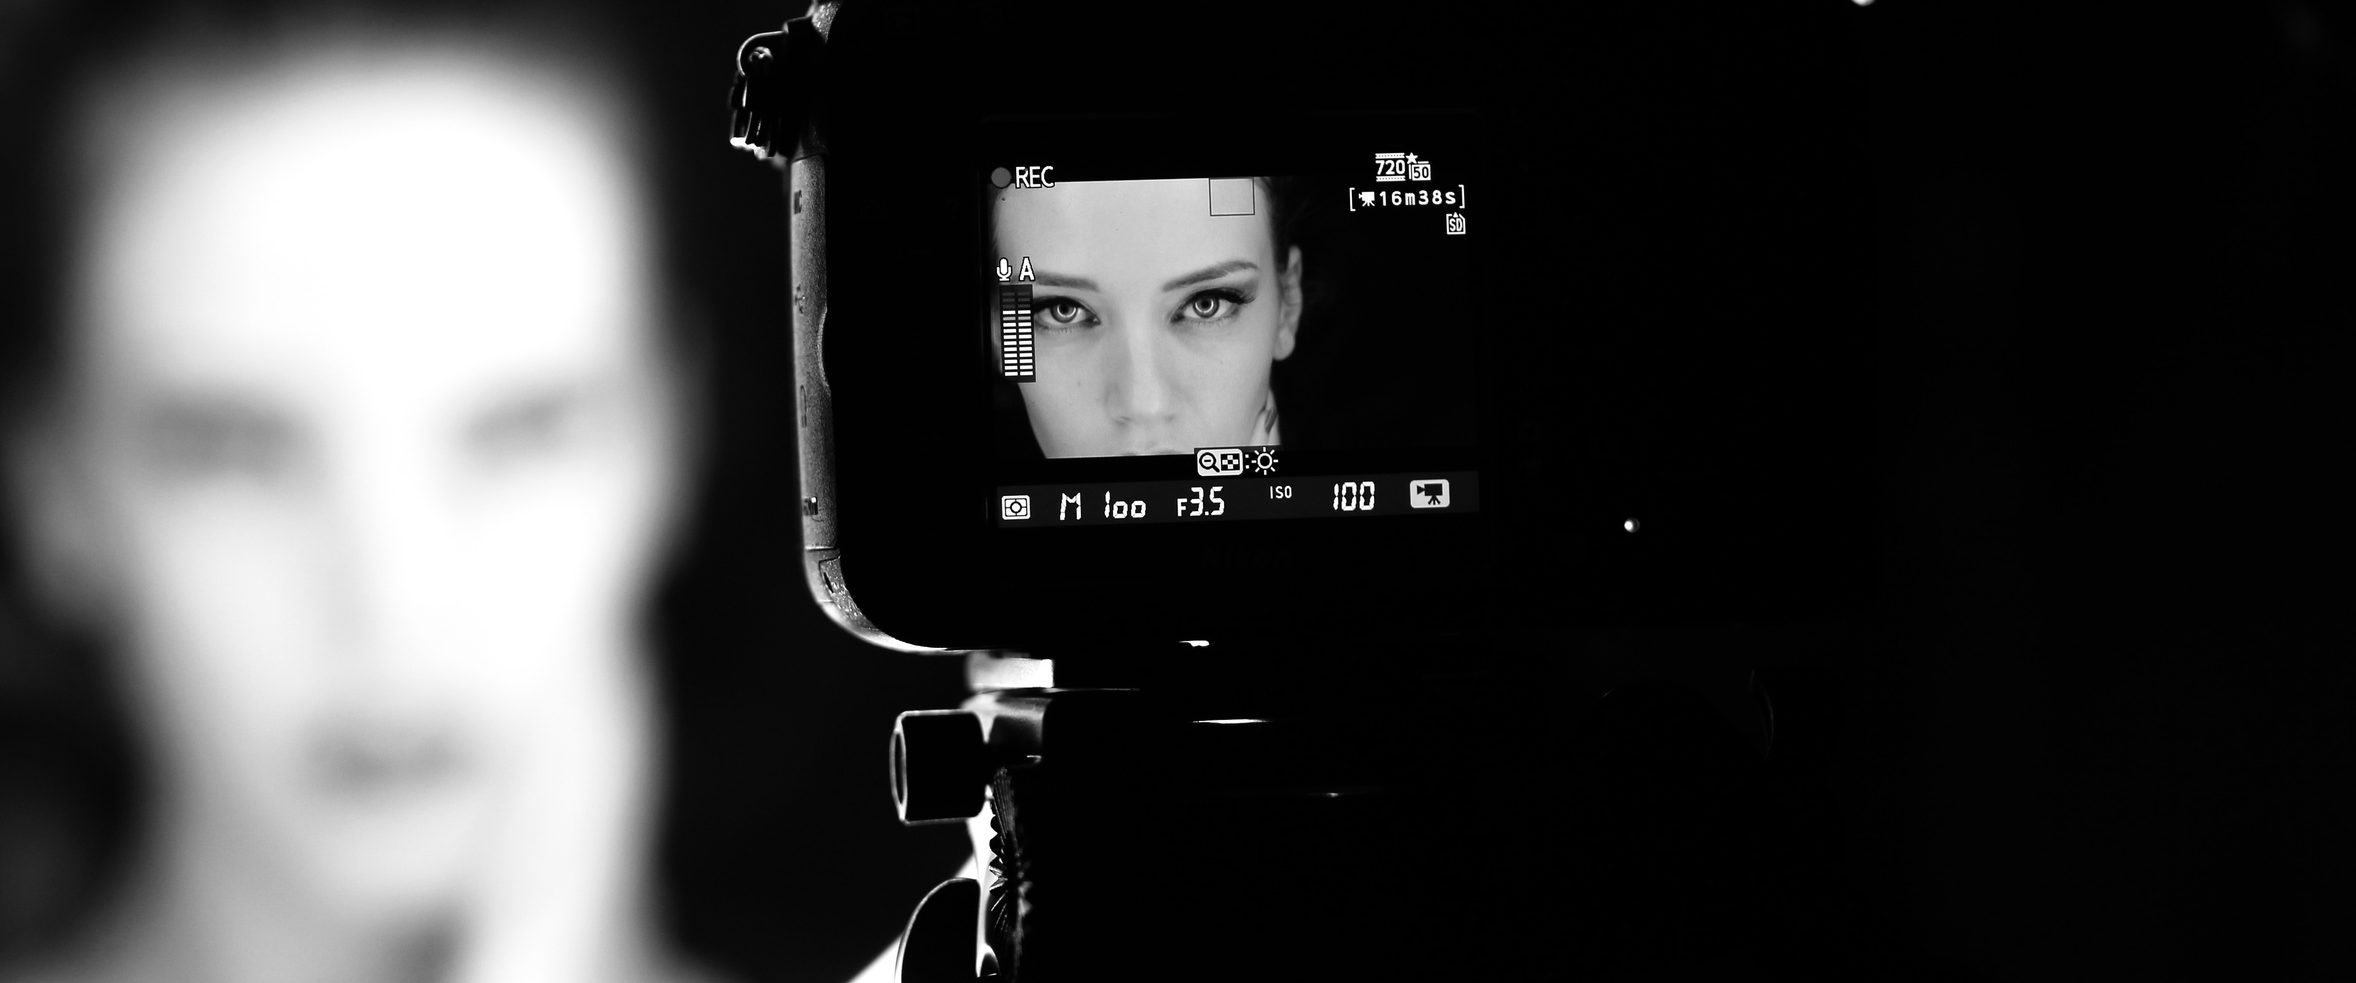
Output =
[
  {"x1": 23, "y1": 53, "x2": 679, "y2": 921},
  {"x1": 994, "y1": 179, "x2": 1301, "y2": 458}
]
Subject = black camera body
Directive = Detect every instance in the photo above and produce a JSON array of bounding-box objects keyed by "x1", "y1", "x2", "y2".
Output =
[
  {"x1": 759, "y1": 1, "x2": 1536, "y2": 659},
  {"x1": 733, "y1": 1, "x2": 1867, "y2": 979}
]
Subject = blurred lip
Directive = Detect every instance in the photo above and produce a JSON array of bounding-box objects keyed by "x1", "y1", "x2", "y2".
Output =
[
  {"x1": 1121, "y1": 447, "x2": 1183, "y2": 456},
  {"x1": 308, "y1": 714, "x2": 472, "y2": 798}
]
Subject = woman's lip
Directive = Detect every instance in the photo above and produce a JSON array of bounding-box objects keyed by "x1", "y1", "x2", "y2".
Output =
[
  {"x1": 309, "y1": 717, "x2": 471, "y2": 796},
  {"x1": 1122, "y1": 447, "x2": 1183, "y2": 456}
]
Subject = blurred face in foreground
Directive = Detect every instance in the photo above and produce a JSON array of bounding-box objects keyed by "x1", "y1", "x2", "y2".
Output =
[{"x1": 16, "y1": 43, "x2": 683, "y2": 932}]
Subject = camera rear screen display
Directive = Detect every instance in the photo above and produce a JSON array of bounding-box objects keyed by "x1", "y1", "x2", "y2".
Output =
[{"x1": 980, "y1": 117, "x2": 1484, "y2": 529}]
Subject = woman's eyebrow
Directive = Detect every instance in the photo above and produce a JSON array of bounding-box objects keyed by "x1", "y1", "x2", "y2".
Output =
[
  {"x1": 1160, "y1": 260, "x2": 1257, "y2": 293},
  {"x1": 1032, "y1": 271, "x2": 1098, "y2": 290}
]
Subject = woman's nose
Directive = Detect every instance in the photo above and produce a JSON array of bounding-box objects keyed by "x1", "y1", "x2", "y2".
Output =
[
  {"x1": 327, "y1": 469, "x2": 458, "y2": 673},
  {"x1": 1104, "y1": 323, "x2": 1177, "y2": 426}
]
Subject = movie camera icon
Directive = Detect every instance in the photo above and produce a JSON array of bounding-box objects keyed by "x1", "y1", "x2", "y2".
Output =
[{"x1": 1408, "y1": 479, "x2": 1451, "y2": 509}]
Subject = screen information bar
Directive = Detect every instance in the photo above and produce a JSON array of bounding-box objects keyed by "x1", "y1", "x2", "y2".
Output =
[{"x1": 996, "y1": 472, "x2": 1478, "y2": 527}]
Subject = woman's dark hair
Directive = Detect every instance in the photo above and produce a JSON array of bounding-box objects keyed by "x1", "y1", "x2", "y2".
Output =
[
  {"x1": 1259, "y1": 175, "x2": 1315, "y2": 279},
  {"x1": 1257, "y1": 173, "x2": 1345, "y2": 447}
]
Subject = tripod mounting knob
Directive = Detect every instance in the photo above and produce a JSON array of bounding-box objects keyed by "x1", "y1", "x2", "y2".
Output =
[{"x1": 892, "y1": 709, "x2": 988, "y2": 824}]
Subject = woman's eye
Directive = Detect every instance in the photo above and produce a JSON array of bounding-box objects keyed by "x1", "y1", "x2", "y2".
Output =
[
  {"x1": 1179, "y1": 290, "x2": 1245, "y2": 323},
  {"x1": 1038, "y1": 298, "x2": 1091, "y2": 325},
  {"x1": 137, "y1": 402, "x2": 298, "y2": 486},
  {"x1": 470, "y1": 390, "x2": 595, "y2": 469}
]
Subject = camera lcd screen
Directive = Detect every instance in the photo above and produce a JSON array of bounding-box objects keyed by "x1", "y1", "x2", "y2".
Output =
[{"x1": 979, "y1": 116, "x2": 1484, "y2": 529}]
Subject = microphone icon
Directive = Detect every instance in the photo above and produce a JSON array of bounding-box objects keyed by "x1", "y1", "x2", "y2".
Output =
[{"x1": 994, "y1": 257, "x2": 1011, "y2": 281}]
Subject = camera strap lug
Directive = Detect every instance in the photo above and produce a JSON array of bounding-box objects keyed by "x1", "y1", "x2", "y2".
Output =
[{"x1": 727, "y1": 13, "x2": 826, "y2": 161}]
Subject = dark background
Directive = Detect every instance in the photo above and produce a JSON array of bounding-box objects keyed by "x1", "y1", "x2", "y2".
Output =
[
  {"x1": 1851, "y1": 2, "x2": 2347, "y2": 977},
  {"x1": 5, "y1": 1, "x2": 2350, "y2": 981},
  {"x1": 665, "y1": 2, "x2": 2356, "y2": 976},
  {"x1": 1534, "y1": 2, "x2": 2348, "y2": 977}
]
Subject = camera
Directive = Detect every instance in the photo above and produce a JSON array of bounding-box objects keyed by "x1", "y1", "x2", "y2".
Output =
[
  {"x1": 729, "y1": 1, "x2": 1866, "y2": 979},
  {"x1": 740, "y1": 5, "x2": 1504, "y2": 658}
]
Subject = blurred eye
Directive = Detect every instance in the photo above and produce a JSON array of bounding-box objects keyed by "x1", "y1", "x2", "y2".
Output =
[
  {"x1": 136, "y1": 399, "x2": 298, "y2": 485},
  {"x1": 1035, "y1": 297, "x2": 1094, "y2": 327},
  {"x1": 468, "y1": 386, "x2": 606, "y2": 468}
]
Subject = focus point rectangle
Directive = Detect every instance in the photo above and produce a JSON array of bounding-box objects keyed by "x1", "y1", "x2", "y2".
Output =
[{"x1": 1208, "y1": 178, "x2": 1256, "y2": 216}]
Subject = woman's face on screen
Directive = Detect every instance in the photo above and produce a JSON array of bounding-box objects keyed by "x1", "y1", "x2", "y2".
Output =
[
  {"x1": 16, "y1": 52, "x2": 679, "y2": 920},
  {"x1": 994, "y1": 178, "x2": 1301, "y2": 458}
]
